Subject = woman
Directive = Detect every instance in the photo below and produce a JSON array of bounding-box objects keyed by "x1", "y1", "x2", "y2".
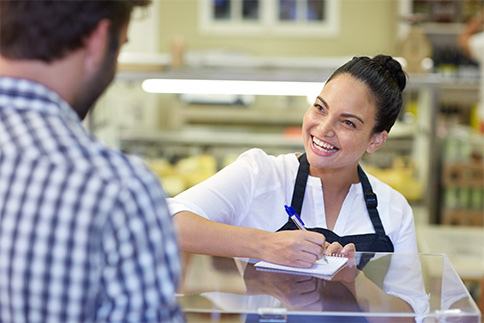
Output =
[{"x1": 168, "y1": 55, "x2": 417, "y2": 268}]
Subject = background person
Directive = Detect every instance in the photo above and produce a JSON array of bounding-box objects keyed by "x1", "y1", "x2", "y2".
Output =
[
  {"x1": 168, "y1": 55, "x2": 417, "y2": 268},
  {"x1": 0, "y1": 1, "x2": 183, "y2": 322},
  {"x1": 458, "y1": 9, "x2": 484, "y2": 133}
]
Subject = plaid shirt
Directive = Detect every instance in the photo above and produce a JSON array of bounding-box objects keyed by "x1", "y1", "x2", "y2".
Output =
[{"x1": 0, "y1": 77, "x2": 184, "y2": 322}]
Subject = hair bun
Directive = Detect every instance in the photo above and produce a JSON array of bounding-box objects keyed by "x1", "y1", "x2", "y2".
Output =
[{"x1": 373, "y1": 55, "x2": 406, "y2": 91}]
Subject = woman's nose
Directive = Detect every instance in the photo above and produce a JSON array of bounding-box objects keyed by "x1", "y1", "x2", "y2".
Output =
[{"x1": 317, "y1": 118, "x2": 336, "y2": 137}]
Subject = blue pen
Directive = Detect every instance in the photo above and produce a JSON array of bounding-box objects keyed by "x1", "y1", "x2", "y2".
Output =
[
  {"x1": 284, "y1": 205, "x2": 328, "y2": 263},
  {"x1": 284, "y1": 205, "x2": 307, "y2": 231}
]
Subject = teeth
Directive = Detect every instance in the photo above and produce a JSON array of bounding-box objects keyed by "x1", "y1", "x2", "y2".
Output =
[{"x1": 313, "y1": 137, "x2": 337, "y2": 152}]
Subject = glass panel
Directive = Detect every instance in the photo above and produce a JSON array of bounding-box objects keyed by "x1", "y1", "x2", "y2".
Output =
[
  {"x1": 307, "y1": 0, "x2": 325, "y2": 21},
  {"x1": 213, "y1": 0, "x2": 231, "y2": 20},
  {"x1": 279, "y1": 0, "x2": 297, "y2": 20},
  {"x1": 242, "y1": 0, "x2": 259, "y2": 20},
  {"x1": 178, "y1": 253, "x2": 481, "y2": 321}
]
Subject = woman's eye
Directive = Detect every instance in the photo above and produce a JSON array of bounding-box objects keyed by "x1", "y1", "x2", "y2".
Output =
[
  {"x1": 314, "y1": 104, "x2": 324, "y2": 111},
  {"x1": 344, "y1": 120, "x2": 356, "y2": 128}
]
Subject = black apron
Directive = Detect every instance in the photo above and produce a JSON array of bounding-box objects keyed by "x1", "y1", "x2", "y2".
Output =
[{"x1": 277, "y1": 153, "x2": 394, "y2": 253}]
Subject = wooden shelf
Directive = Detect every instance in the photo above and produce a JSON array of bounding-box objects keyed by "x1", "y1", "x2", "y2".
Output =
[{"x1": 442, "y1": 210, "x2": 484, "y2": 226}]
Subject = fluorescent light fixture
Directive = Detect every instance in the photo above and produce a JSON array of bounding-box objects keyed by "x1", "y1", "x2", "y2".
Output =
[{"x1": 141, "y1": 79, "x2": 323, "y2": 98}]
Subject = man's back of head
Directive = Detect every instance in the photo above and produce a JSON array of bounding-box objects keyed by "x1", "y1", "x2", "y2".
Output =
[{"x1": 0, "y1": 0, "x2": 151, "y2": 119}]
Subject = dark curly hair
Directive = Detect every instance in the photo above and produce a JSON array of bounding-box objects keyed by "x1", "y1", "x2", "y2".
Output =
[
  {"x1": 326, "y1": 55, "x2": 407, "y2": 134},
  {"x1": 0, "y1": 0, "x2": 151, "y2": 63}
]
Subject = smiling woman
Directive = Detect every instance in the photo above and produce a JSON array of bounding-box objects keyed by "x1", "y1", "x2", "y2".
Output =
[
  {"x1": 303, "y1": 75, "x2": 383, "y2": 173},
  {"x1": 167, "y1": 55, "x2": 414, "y2": 269}
]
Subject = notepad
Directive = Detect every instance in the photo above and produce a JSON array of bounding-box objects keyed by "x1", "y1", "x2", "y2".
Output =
[{"x1": 254, "y1": 256, "x2": 348, "y2": 279}]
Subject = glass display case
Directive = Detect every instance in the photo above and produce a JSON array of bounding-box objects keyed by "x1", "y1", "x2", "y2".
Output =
[{"x1": 177, "y1": 252, "x2": 481, "y2": 322}]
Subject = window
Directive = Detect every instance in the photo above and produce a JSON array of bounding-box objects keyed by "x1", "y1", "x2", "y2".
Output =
[{"x1": 200, "y1": 0, "x2": 340, "y2": 37}]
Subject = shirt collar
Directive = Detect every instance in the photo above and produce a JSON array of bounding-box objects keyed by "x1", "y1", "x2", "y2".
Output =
[{"x1": 0, "y1": 76, "x2": 81, "y2": 123}]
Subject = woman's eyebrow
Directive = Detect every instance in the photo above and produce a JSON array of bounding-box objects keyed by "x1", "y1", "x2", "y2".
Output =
[
  {"x1": 317, "y1": 96, "x2": 364, "y2": 124},
  {"x1": 341, "y1": 113, "x2": 364, "y2": 124},
  {"x1": 316, "y1": 96, "x2": 329, "y2": 109}
]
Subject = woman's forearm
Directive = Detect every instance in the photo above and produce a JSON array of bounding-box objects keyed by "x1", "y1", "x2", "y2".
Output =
[
  {"x1": 173, "y1": 211, "x2": 266, "y2": 259},
  {"x1": 173, "y1": 211, "x2": 326, "y2": 267}
]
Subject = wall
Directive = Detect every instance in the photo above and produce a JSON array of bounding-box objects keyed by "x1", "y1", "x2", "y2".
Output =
[
  {"x1": 123, "y1": 0, "x2": 162, "y2": 54},
  {"x1": 155, "y1": 0, "x2": 401, "y2": 58}
]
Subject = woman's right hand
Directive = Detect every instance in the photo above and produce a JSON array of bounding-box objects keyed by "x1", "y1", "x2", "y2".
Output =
[
  {"x1": 174, "y1": 211, "x2": 328, "y2": 266},
  {"x1": 258, "y1": 230, "x2": 326, "y2": 268}
]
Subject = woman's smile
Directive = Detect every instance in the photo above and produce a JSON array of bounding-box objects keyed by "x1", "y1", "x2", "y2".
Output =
[{"x1": 311, "y1": 135, "x2": 339, "y2": 155}]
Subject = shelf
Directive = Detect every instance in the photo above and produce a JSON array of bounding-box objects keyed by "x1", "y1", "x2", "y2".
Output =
[
  {"x1": 115, "y1": 69, "x2": 482, "y2": 94},
  {"x1": 180, "y1": 106, "x2": 305, "y2": 126},
  {"x1": 442, "y1": 210, "x2": 484, "y2": 226},
  {"x1": 389, "y1": 122, "x2": 418, "y2": 138},
  {"x1": 408, "y1": 73, "x2": 480, "y2": 87},
  {"x1": 420, "y1": 22, "x2": 465, "y2": 35},
  {"x1": 120, "y1": 129, "x2": 304, "y2": 150}
]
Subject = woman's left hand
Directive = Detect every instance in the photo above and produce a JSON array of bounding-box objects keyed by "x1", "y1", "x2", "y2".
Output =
[
  {"x1": 325, "y1": 242, "x2": 358, "y2": 285},
  {"x1": 325, "y1": 242, "x2": 356, "y2": 258}
]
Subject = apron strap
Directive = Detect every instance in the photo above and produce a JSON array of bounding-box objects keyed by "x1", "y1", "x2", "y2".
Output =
[
  {"x1": 290, "y1": 153, "x2": 310, "y2": 217},
  {"x1": 290, "y1": 154, "x2": 387, "y2": 236},
  {"x1": 357, "y1": 165, "x2": 386, "y2": 236}
]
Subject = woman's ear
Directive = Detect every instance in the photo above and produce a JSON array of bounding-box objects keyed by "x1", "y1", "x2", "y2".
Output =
[{"x1": 366, "y1": 131, "x2": 388, "y2": 153}]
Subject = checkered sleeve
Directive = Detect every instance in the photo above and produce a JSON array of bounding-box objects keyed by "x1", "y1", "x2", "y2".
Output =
[{"x1": 96, "y1": 170, "x2": 184, "y2": 323}]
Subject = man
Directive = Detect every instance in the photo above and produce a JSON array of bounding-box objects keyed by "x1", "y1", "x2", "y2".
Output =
[
  {"x1": 459, "y1": 9, "x2": 484, "y2": 133},
  {"x1": 0, "y1": 1, "x2": 184, "y2": 322}
]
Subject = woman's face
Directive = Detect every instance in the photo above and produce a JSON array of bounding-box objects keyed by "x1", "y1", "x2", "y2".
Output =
[{"x1": 302, "y1": 74, "x2": 387, "y2": 174}]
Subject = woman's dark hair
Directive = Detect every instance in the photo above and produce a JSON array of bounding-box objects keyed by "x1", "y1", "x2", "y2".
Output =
[
  {"x1": 326, "y1": 55, "x2": 407, "y2": 134},
  {"x1": 0, "y1": 0, "x2": 151, "y2": 63}
]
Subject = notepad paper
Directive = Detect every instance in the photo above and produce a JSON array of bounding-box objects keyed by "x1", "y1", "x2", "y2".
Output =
[{"x1": 254, "y1": 256, "x2": 348, "y2": 279}]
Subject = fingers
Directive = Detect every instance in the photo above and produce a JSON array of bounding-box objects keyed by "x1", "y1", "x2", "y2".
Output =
[
  {"x1": 264, "y1": 231, "x2": 321, "y2": 267},
  {"x1": 296, "y1": 232, "x2": 357, "y2": 261},
  {"x1": 300, "y1": 233, "x2": 358, "y2": 262},
  {"x1": 302, "y1": 231, "x2": 326, "y2": 260},
  {"x1": 291, "y1": 258, "x2": 318, "y2": 268},
  {"x1": 325, "y1": 242, "x2": 356, "y2": 258},
  {"x1": 267, "y1": 231, "x2": 357, "y2": 268},
  {"x1": 286, "y1": 232, "x2": 326, "y2": 267},
  {"x1": 304, "y1": 231, "x2": 326, "y2": 247},
  {"x1": 325, "y1": 241, "x2": 343, "y2": 256},
  {"x1": 340, "y1": 243, "x2": 356, "y2": 257}
]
